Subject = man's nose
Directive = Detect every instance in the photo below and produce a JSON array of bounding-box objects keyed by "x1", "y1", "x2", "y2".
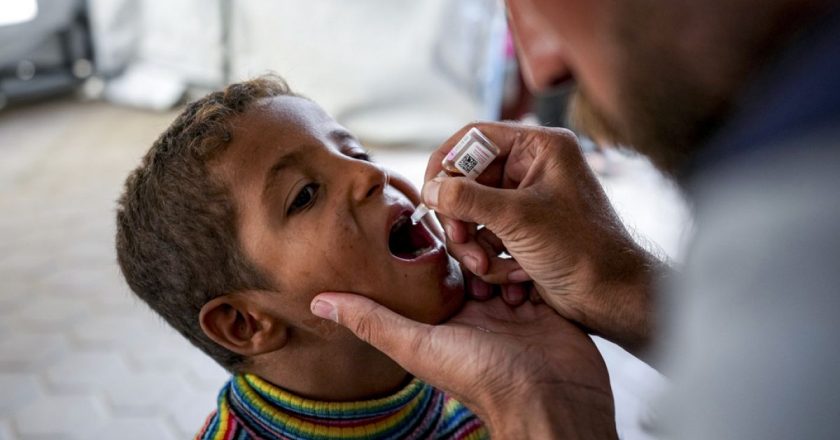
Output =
[{"x1": 507, "y1": 3, "x2": 570, "y2": 92}]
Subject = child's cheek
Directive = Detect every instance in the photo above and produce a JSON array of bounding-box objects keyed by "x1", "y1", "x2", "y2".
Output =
[{"x1": 388, "y1": 173, "x2": 421, "y2": 204}]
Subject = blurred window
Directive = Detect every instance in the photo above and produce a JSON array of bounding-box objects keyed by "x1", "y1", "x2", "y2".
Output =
[{"x1": 0, "y1": 0, "x2": 37, "y2": 26}]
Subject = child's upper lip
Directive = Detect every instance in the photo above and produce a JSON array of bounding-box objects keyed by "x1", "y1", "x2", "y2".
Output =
[{"x1": 385, "y1": 202, "x2": 415, "y2": 244}]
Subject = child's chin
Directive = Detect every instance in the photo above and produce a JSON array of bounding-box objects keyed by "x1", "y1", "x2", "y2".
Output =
[{"x1": 432, "y1": 257, "x2": 465, "y2": 323}]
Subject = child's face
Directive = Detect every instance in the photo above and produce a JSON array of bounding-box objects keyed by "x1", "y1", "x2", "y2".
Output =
[{"x1": 212, "y1": 96, "x2": 464, "y2": 330}]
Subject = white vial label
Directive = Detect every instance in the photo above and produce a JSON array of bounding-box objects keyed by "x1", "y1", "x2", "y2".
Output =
[{"x1": 453, "y1": 141, "x2": 495, "y2": 179}]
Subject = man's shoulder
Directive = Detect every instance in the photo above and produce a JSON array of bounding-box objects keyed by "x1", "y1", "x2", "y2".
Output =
[
  {"x1": 686, "y1": 129, "x2": 840, "y2": 301},
  {"x1": 689, "y1": 129, "x2": 840, "y2": 252},
  {"x1": 660, "y1": 131, "x2": 840, "y2": 439}
]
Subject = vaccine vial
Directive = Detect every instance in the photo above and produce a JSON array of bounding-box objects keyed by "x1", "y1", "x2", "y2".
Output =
[{"x1": 411, "y1": 127, "x2": 501, "y2": 224}]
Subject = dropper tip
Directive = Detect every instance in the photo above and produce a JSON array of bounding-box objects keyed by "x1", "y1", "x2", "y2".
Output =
[{"x1": 410, "y1": 204, "x2": 431, "y2": 224}]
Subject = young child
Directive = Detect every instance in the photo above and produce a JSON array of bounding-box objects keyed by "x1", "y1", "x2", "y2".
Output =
[{"x1": 115, "y1": 75, "x2": 488, "y2": 439}]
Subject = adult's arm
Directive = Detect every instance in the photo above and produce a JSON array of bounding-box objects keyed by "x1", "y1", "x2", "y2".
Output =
[
  {"x1": 422, "y1": 122, "x2": 664, "y2": 359},
  {"x1": 311, "y1": 295, "x2": 618, "y2": 439}
]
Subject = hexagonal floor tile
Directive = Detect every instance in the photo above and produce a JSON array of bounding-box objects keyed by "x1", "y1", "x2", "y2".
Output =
[
  {"x1": 7, "y1": 296, "x2": 91, "y2": 331},
  {"x1": 0, "y1": 250, "x2": 54, "y2": 281},
  {"x1": 0, "y1": 281, "x2": 34, "y2": 316},
  {"x1": 123, "y1": 334, "x2": 202, "y2": 371},
  {"x1": 71, "y1": 315, "x2": 153, "y2": 348},
  {"x1": 89, "y1": 287, "x2": 139, "y2": 313},
  {"x1": 13, "y1": 395, "x2": 107, "y2": 439},
  {"x1": 0, "y1": 333, "x2": 67, "y2": 371},
  {"x1": 102, "y1": 372, "x2": 191, "y2": 415},
  {"x1": 39, "y1": 266, "x2": 123, "y2": 298},
  {"x1": 183, "y1": 351, "x2": 229, "y2": 390},
  {"x1": 0, "y1": 373, "x2": 43, "y2": 416},
  {"x1": 0, "y1": 418, "x2": 16, "y2": 440},
  {"x1": 45, "y1": 352, "x2": 131, "y2": 393},
  {"x1": 162, "y1": 388, "x2": 219, "y2": 437},
  {"x1": 92, "y1": 416, "x2": 178, "y2": 440}
]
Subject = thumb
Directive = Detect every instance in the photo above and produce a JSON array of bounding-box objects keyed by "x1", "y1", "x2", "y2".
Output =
[
  {"x1": 422, "y1": 176, "x2": 512, "y2": 230},
  {"x1": 310, "y1": 292, "x2": 432, "y2": 372}
]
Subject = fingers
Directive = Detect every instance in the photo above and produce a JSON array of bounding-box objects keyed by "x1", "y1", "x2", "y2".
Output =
[
  {"x1": 447, "y1": 238, "x2": 489, "y2": 275},
  {"x1": 445, "y1": 222, "x2": 532, "y2": 304},
  {"x1": 423, "y1": 122, "x2": 525, "y2": 182},
  {"x1": 422, "y1": 176, "x2": 516, "y2": 236},
  {"x1": 465, "y1": 275, "x2": 493, "y2": 300},
  {"x1": 424, "y1": 125, "x2": 475, "y2": 182},
  {"x1": 424, "y1": 122, "x2": 579, "y2": 248},
  {"x1": 447, "y1": 227, "x2": 529, "y2": 283},
  {"x1": 310, "y1": 293, "x2": 431, "y2": 370},
  {"x1": 501, "y1": 283, "x2": 528, "y2": 306},
  {"x1": 436, "y1": 212, "x2": 470, "y2": 244},
  {"x1": 424, "y1": 121, "x2": 575, "y2": 187}
]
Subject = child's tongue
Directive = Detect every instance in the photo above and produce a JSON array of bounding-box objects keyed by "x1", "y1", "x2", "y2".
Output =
[{"x1": 388, "y1": 216, "x2": 434, "y2": 260}]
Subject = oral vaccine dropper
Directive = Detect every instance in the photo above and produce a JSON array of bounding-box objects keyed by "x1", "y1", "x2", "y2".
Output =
[{"x1": 411, "y1": 127, "x2": 501, "y2": 224}]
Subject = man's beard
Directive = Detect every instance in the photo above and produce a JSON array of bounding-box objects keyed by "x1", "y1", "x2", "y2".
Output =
[
  {"x1": 568, "y1": 4, "x2": 735, "y2": 179},
  {"x1": 566, "y1": 0, "x2": 825, "y2": 179},
  {"x1": 568, "y1": 63, "x2": 729, "y2": 180}
]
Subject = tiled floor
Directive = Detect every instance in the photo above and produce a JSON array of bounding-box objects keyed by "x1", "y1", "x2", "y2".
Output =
[{"x1": 0, "y1": 99, "x2": 688, "y2": 439}]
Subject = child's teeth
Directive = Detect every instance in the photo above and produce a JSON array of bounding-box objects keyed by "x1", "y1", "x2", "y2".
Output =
[{"x1": 413, "y1": 245, "x2": 431, "y2": 256}]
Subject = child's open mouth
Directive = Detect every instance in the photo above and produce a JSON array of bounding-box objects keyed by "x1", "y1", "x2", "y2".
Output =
[{"x1": 388, "y1": 212, "x2": 438, "y2": 261}]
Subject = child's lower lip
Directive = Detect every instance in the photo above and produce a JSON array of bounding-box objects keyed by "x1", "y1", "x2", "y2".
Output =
[{"x1": 389, "y1": 241, "x2": 445, "y2": 264}]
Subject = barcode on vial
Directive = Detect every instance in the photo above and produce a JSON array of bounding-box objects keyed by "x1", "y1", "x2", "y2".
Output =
[{"x1": 458, "y1": 153, "x2": 479, "y2": 173}]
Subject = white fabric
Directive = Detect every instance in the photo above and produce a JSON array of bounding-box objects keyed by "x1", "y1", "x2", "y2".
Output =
[
  {"x1": 87, "y1": 0, "x2": 222, "y2": 86},
  {"x1": 229, "y1": 0, "x2": 505, "y2": 148},
  {"x1": 659, "y1": 133, "x2": 840, "y2": 439}
]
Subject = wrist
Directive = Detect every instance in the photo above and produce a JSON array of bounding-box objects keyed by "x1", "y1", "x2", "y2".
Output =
[
  {"x1": 589, "y1": 246, "x2": 664, "y2": 358},
  {"x1": 482, "y1": 380, "x2": 618, "y2": 439}
]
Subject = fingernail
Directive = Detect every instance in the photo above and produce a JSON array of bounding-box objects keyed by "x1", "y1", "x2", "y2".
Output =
[
  {"x1": 311, "y1": 299, "x2": 338, "y2": 322},
  {"x1": 444, "y1": 224, "x2": 455, "y2": 241},
  {"x1": 508, "y1": 284, "x2": 526, "y2": 304},
  {"x1": 503, "y1": 288, "x2": 516, "y2": 304},
  {"x1": 508, "y1": 269, "x2": 530, "y2": 283},
  {"x1": 505, "y1": 289, "x2": 525, "y2": 304},
  {"x1": 472, "y1": 278, "x2": 491, "y2": 298},
  {"x1": 463, "y1": 255, "x2": 479, "y2": 273},
  {"x1": 422, "y1": 178, "x2": 442, "y2": 208}
]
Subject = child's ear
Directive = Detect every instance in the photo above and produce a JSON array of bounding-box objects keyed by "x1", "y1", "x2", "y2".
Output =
[{"x1": 199, "y1": 291, "x2": 288, "y2": 357}]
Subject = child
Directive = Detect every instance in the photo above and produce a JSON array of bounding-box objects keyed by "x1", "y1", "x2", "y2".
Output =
[{"x1": 115, "y1": 75, "x2": 488, "y2": 439}]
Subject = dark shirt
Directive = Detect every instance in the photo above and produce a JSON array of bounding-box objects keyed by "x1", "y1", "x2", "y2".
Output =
[{"x1": 684, "y1": 7, "x2": 840, "y2": 186}]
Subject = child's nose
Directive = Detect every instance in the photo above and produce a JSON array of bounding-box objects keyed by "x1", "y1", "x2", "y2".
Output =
[{"x1": 350, "y1": 161, "x2": 388, "y2": 203}]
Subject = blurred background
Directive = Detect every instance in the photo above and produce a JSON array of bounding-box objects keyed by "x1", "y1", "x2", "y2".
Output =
[{"x1": 0, "y1": 1, "x2": 688, "y2": 439}]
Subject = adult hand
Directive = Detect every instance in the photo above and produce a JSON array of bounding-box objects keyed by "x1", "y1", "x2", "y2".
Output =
[
  {"x1": 423, "y1": 122, "x2": 661, "y2": 357},
  {"x1": 310, "y1": 294, "x2": 618, "y2": 439}
]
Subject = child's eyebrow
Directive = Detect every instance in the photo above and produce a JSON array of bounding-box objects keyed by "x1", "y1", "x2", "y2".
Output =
[
  {"x1": 262, "y1": 150, "x2": 305, "y2": 194},
  {"x1": 329, "y1": 129, "x2": 359, "y2": 145}
]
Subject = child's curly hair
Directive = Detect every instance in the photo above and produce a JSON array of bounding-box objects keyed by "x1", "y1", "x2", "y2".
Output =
[{"x1": 116, "y1": 75, "x2": 297, "y2": 371}]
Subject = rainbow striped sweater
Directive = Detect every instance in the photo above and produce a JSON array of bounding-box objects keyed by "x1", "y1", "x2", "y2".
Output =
[{"x1": 195, "y1": 374, "x2": 488, "y2": 440}]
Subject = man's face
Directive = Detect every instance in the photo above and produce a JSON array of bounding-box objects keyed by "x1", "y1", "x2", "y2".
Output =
[
  {"x1": 506, "y1": 0, "x2": 737, "y2": 175},
  {"x1": 213, "y1": 96, "x2": 464, "y2": 331}
]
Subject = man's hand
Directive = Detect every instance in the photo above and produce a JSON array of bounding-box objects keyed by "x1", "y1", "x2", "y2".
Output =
[
  {"x1": 424, "y1": 122, "x2": 661, "y2": 357},
  {"x1": 311, "y1": 294, "x2": 618, "y2": 439}
]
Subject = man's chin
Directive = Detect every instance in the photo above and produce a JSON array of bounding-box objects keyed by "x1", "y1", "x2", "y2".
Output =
[
  {"x1": 568, "y1": 89, "x2": 625, "y2": 147},
  {"x1": 568, "y1": 86, "x2": 706, "y2": 178}
]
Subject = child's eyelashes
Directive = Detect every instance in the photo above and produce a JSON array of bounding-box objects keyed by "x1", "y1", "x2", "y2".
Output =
[
  {"x1": 350, "y1": 150, "x2": 373, "y2": 162},
  {"x1": 287, "y1": 183, "x2": 320, "y2": 215},
  {"x1": 286, "y1": 149, "x2": 370, "y2": 216}
]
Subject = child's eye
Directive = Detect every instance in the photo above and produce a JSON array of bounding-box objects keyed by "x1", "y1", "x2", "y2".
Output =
[
  {"x1": 288, "y1": 183, "x2": 319, "y2": 215},
  {"x1": 351, "y1": 151, "x2": 372, "y2": 162}
]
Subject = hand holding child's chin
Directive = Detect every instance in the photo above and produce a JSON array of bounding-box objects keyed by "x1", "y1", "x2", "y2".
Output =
[{"x1": 309, "y1": 293, "x2": 616, "y2": 438}]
